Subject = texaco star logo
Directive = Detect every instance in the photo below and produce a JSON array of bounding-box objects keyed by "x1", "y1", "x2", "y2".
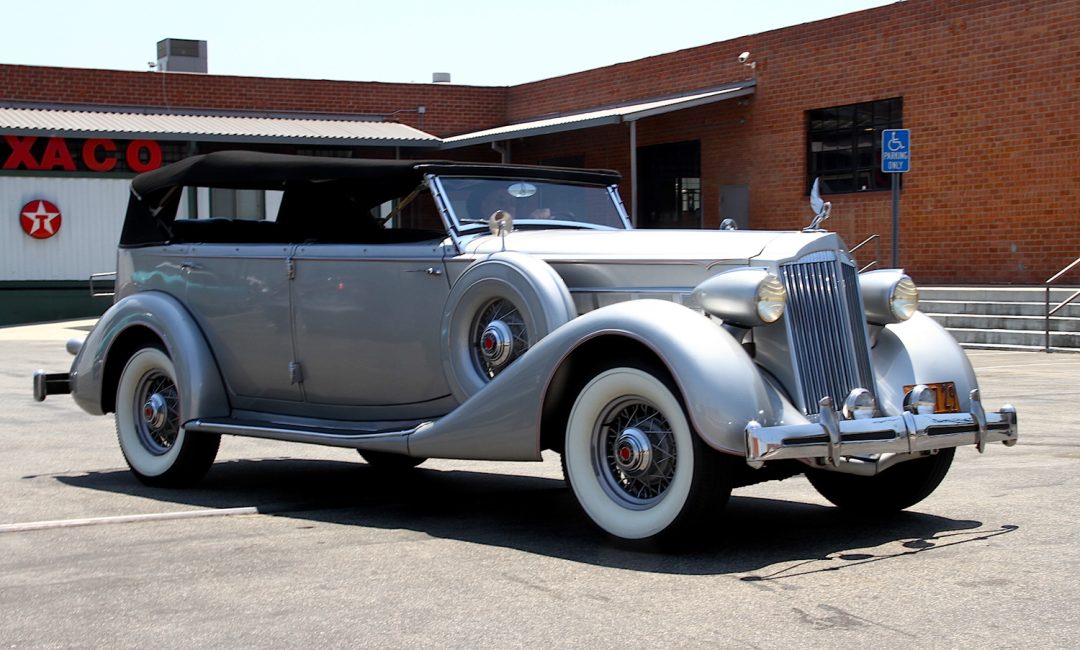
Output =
[{"x1": 20, "y1": 200, "x2": 62, "y2": 239}]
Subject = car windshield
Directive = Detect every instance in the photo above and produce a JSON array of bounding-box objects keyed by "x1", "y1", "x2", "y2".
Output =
[{"x1": 436, "y1": 177, "x2": 629, "y2": 231}]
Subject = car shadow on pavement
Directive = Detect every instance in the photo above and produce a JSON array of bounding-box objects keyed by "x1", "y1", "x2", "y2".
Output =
[{"x1": 57, "y1": 457, "x2": 1015, "y2": 576}]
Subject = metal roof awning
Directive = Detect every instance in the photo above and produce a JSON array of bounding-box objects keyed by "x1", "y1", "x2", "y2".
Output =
[
  {"x1": 0, "y1": 107, "x2": 440, "y2": 147},
  {"x1": 441, "y1": 81, "x2": 755, "y2": 149}
]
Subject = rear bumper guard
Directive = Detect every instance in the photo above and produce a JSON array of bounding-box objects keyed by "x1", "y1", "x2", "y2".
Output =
[
  {"x1": 744, "y1": 389, "x2": 1017, "y2": 469},
  {"x1": 33, "y1": 371, "x2": 71, "y2": 402}
]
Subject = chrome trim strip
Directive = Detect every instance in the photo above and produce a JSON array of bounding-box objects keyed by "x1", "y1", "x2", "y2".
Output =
[{"x1": 568, "y1": 287, "x2": 693, "y2": 294}]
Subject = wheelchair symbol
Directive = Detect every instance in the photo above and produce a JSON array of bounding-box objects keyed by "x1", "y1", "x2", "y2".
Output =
[{"x1": 887, "y1": 132, "x2": 906, "y2": 152}]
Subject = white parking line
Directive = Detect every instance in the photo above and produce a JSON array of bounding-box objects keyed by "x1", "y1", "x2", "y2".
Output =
[{"x1": 0, "y1": 506, "x2": 263, "y2": 533}]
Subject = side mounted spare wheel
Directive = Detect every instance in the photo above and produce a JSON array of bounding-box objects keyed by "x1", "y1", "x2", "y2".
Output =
[
  {"x1": 115, "y1": 345, "x2": 220, "y2": 487},
  {"x1": 442, "y1": 252, "x2": 576, "y2": 403}
]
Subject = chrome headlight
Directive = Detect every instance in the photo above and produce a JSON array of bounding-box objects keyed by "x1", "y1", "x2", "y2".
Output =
[
  {"x1": 859, "y1": 270, "x2": 919, "y2": 324},
  {"x1": 755, "y1": 275, "x2": 787, "y2": 324},
  {"x1": 904, "y1": 384, "x2": 937, "y2": 415},
  {"x1": 692, "y1": 269, "x2": 787, "y2": 327}
]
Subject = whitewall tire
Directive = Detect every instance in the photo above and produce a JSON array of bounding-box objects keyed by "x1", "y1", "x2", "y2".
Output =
[
  {"x1": 115, "y1": 346, "x2": 219, "y2": 487},
  {"x1": 563, "y1": 366, "x2": 730, "y2": 543}
]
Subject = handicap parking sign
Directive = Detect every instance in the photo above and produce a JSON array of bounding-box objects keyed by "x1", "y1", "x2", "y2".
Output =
[{"x1": 882, "y1": 129, "x2": 910, "y2": 173}]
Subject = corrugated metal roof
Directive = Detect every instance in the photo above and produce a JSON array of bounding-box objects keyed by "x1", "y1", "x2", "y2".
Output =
[
  {"x1": 0, "y1": 107, "x2": 440, "y2": 146},
  {"x1": 442, "y1": 83, "x2": 755, "y2": 149}
]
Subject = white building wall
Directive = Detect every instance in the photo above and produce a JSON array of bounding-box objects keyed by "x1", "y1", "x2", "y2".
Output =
[{"x1": 1, "y1": 177, "x2": 130, "y2": 281}]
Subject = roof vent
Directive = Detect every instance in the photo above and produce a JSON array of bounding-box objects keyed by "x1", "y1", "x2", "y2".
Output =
[
  {"x1": 156, "y1": 38, "x2": 208, "y2": 73},
  {"x1": 432, "y1": 72, "x2": 451, "y2": 84}
]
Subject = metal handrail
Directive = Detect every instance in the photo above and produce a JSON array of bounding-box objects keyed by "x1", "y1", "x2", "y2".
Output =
[
  {"x1": 1044, "y1": 256, "x2": 1080, "y2": 352},
  {"x1": 850, "y1": 234, "x2": 880, "y2": 273},
  {"x1": 849, "y1": 234, "x2": 879, "y2": 254}
]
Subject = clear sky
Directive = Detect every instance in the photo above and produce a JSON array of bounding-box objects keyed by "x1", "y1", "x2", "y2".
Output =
[{"x1": 3, "y1": 0, "x2": 898, "y2": 86}]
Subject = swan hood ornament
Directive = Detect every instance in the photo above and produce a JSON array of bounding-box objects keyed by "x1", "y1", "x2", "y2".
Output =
[{"x1": 803, "y1": 178, "x2": 831, "y2": 232}]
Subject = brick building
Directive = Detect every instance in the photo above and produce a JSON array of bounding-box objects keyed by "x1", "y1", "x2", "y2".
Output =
[{"x1": 1, "y1": 0, "x2": 1076, "y2": 323}]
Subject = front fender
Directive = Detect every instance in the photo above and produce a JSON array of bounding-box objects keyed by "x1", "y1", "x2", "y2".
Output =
[
  {"x1": 872, "y1": 311, "x2": 979, "y2": 414},
  {"x1": 70, "y1": 291, "x2": 229, "y2": 422},
  {"x1": 408, "y1": 299, "x2": 775, "y2": 460}
]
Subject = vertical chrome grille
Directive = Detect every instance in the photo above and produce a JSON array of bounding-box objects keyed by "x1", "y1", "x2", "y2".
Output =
[{"x1": 781, "y1": 253, "x2": 875, "y2": 415}]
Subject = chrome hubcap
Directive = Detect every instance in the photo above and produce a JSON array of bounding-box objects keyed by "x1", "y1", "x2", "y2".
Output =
[
  {"x1": 479, "y1": 320, "x2": 514, "y2": 367},
  {"x1": 613, "y1": 427, "x2": 653, "y2": 477},
  {"x1": 143, "y1": 393, "x2": 168, "y2": 430}
]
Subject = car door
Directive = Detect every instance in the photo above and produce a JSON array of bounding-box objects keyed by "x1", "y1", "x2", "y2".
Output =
[
  {"x1": 183, "y1": 242, "x2": 301, "y2": 407},
  {"x1": 290, "y1": 239, "x2": 454, "y2": 414}
]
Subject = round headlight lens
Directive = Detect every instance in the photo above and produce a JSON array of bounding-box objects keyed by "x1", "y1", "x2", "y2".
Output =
[
  {"x1": 890, "y1": 277, "x2": 919, "y2": 321},
  {"x1": 756, "y1": 275, "x2": 787, "y2": 324}
]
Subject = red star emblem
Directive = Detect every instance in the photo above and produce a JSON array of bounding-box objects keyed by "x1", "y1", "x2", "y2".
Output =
[{"x1": 20, "y1": 200, "x2": 62, "y2": 239}]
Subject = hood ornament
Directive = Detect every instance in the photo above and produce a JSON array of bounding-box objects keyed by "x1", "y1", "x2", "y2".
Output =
[{"x1": 803, "y1": 178, "x2": 831, "y2": 232}]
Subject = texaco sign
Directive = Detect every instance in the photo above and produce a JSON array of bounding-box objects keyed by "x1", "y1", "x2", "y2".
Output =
[{"x1": 20, "y1": 200, "x2": 62, "y2": 239}]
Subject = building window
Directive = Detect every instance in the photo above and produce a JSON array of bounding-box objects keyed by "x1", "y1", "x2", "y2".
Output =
[
  {"x1": 210, "y1": 188, "x2": 266, "y2": 220},
  {"x1": 637, "y1": 140, "x2": 701, "y2": 229},
  {"x1": 807, "y1": 98, "x2": 902, "y2": 194}
]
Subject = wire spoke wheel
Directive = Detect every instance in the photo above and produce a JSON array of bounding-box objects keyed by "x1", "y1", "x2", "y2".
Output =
[
  {"x1": 563, "y1": 365, "x2": 731, "y2": 543},
  {"x1": 595, "y1": 398, "x2": 678, "y2": 507},
  {"x1": 115, "y1": 346, "x2": 219, "y2": 487},
  {"x1": 132, "y1": 370, "x2": 181, "y2": 455}
]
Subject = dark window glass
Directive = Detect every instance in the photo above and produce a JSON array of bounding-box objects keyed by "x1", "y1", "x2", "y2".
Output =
[
  {"x1": 637, "y1": 140, "x2": 701, "y2": 229},
  {"x1": 807, "y1": 98, "x2": 902, "y2": 194}
]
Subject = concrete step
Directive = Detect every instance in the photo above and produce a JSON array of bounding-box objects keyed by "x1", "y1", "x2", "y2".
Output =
[
  {"x1": 920, "y1": 299, "x2": 1080, "y2": 318},
  {"x1": 919, "y1": 285, "x2": 1080, "y2": 351},
  {"x1": 929, "y1": 313, "x2": 1080, "y2": 332},
  {"x1": 920, "y1": 286, "x2": 1080, "y2": 303},
  {"x1": 943, "y1": 326, "x2": 1080, "y2": 349}
]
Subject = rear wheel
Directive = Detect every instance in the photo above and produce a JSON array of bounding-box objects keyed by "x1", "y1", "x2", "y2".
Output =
[
  {"x1": 115, "y1": 346, "x2": 219, "y2": 487},
  {"x1": 805, "y1": 448, "x2": 955, "y2": 512},
  {"x1": 563, "y1": 365, "x2": 731, "y2": 544}
]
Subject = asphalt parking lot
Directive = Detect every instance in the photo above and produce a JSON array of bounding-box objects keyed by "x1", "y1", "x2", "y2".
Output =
[{"x1": 2, "y1": 320, "x2": 1078, "y2": 648}]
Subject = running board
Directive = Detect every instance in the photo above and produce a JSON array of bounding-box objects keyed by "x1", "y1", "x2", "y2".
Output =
[{"x1": 183, "y1": 418, "x2": 433, "y2": 456}]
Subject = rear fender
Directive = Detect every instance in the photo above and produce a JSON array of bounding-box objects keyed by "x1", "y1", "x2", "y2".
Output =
[{"x1": 70, "y1": 291, "x2": 229, "y2": 421}]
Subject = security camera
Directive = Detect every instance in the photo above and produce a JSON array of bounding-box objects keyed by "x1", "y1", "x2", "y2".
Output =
[{"x1": 738, "y1": 52, "x2": 750, "y2": 64}]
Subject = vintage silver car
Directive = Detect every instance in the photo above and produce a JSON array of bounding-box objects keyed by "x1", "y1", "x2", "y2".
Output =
[{"x1": 34, "y1": 151, "x2": 1017, "y2": 544}]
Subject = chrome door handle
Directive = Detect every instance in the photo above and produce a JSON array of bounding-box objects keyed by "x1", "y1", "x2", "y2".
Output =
[
  {"x1": 407, "y1": 267, "x2": 443, "y2": 276},
  {"x1": 180, "y1": 262, "x2": 203, "y2": 270}
]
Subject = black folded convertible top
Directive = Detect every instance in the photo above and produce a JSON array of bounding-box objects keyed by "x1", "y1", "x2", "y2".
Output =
[{"x1": 122, "y1": 150, "x2": 620, "y2": 246}]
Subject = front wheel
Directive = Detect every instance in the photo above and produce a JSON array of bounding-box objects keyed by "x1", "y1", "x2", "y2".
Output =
[
  {"x1": 563, "y1": 366, "x2": 731, "y2": 544},
  {"x1": 115, "y1": 346, "x2": 219, "y2": 487},
  {"x1": 805, "y1": 448, "x2": 955, "y2": 513}
]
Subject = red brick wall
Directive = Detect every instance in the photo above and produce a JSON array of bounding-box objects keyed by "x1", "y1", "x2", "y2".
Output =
[
  {"x1": 505, "y1": 0, "x2": 1079, "y2": 284},
  {"x1": 0, "y1": 65, "x2": 507, "y2": 137},
  {"x1": 1, "y1": 0, "x2": 1075, "y2": 283}
]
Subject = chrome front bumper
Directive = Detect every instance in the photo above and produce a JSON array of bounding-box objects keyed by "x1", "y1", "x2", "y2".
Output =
[{"x1": 744, "y1": 389, "x2": 1017, "y2": 469}]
